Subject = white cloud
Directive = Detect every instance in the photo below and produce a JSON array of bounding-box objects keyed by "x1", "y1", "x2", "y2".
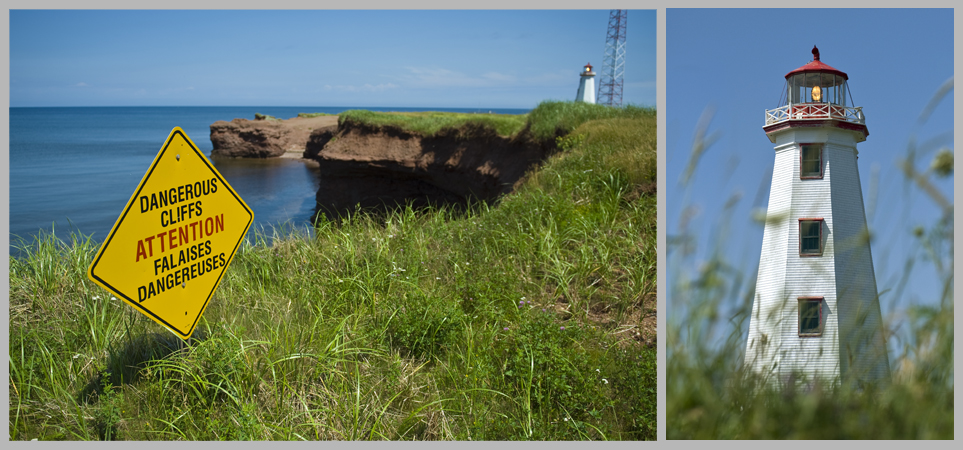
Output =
[
  {"x1": 156, "y1": 86, "x2": 199, "y2": 96},
  {"x1": 522, "y1": 69, "x2": 571, "y2": 85},
  {"x1": 401, "y1": 67, "x2": 492, "y2": 88},
  {"x1": 327, "y1": 83, "x2": 399, "y2": 93},
  {"x1": 396, "y1": 66, "x2": 577, "y2": 89},
  {"x1": 481, "y1": 72, "x2": 516, "y2": 82}
]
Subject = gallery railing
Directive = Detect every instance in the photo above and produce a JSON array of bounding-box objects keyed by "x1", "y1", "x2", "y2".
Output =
[{"x1": 765, "y1": 103, "x2": 864, "y2": 126}]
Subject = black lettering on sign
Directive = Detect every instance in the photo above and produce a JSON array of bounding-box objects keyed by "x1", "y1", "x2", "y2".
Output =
[{"x1": 138, "y1": 178, "x2": 218, "y2": 213}]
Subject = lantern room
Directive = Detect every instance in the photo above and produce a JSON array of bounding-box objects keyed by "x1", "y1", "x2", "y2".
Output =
[
  {"x1": 785, "y1": 46, "x2": 851, "y2": 106},
  {"x1": 764, "y1": 46, "x2": 867, "y2": 143},
  {"x1": 582, "y1": 63, "x2": 594, "y2": 75}
]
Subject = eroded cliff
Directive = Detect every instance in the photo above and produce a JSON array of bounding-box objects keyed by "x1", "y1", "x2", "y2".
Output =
[
  {"x1": 210, "y1": 115, "x2": 338, "y2": 158},
  {"x1": 311, "y1": 118, "x2": 552, "y2": 218},
  {"x1": 209, "y1": 113, "x2": 554, "y2": 218}
]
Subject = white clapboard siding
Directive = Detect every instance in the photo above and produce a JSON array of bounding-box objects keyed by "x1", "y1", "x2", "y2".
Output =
[
  {"x1": 745, "y1": 126, "x2": 890, "y2": 385},
  {"x1": 827, "y1": 142, "x2": 890, "y2": 382}
]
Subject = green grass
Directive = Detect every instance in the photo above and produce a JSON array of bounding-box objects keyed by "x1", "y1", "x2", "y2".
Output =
[
  {"x1": 525, "y1": 101, "x2": 656, "y2": 142},
  {"x1": 337, "y1": 102, "x2": 656, "y2": 144},
  {"x1": 9, "y1": 102, "x2": 656, "y2": 440},
  {"x1": 337, "y1": 109, "x2": 528, "y2": 138},
  {"x1": 297, "y1": 113, "x2": 336, "y2": 118}
]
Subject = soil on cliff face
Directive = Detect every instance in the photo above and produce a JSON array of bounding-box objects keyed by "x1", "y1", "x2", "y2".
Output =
[
  {"x1": 210, "y1": 115, "x2": 338, "y2": 158},
  {"x1": 311, "y1": 119, "x2": 553, "y2": 219},
  {"x1": 208, "y1": 114, "x2": 556, "y2": 219}
]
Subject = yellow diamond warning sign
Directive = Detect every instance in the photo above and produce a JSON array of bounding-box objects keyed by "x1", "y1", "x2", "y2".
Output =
[{"x1": 87, "y1": 127, "x2": 253, "y2": 340}]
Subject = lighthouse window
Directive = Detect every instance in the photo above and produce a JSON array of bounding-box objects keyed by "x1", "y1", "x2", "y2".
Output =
[
  {"x1": 798, "y1": 298, "x2": 823, "y2": 336},
  {"x1": 799, "y1": 219, "x2": 823, "y2": 256},
  {"x1": 801, "y1": 144, "x2": 823, "y2": 178}
]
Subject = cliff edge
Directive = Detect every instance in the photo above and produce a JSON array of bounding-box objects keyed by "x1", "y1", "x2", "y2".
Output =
[
  {"x1": 208, "y1": 112, "x2": 554, "y2": 218},
  {"x1": 210, "y1": 115, "x2": 338, "y2": 158},
  {"x1": 312, "y1": 118, "x2": 551, "y2": 218}
]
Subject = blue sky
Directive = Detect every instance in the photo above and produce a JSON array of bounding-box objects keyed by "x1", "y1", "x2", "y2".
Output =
[
  {"x1": 9, "y1": 10, "x2": 655, "y2": 109},
  {"x1": 666, "y1": 9, "x2": 954, "y2": 352}
]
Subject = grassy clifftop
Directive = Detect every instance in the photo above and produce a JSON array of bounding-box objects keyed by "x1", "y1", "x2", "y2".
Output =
[
  {"x1": 338, "y1": 101, "x2": 656, "y2": 144},
  {"x1": 9, "y1": 102, "x2": 657, "y2": 440},
  {"x1": 338, "y1": 109, "x2": 528, "y2": 137}
]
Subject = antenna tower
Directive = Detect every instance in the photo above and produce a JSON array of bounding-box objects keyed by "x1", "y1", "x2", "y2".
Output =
[{"x1": 598, "y1": 10, "x2": 627, "y2": 107}]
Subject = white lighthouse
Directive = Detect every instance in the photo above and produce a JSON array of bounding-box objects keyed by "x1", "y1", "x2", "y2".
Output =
[
  {"x1": 744, "y1": 47, "x2": 890, "y2": 386},
  {"x1": 576, "y1": 63, "x2": 596, "y2": 103}
]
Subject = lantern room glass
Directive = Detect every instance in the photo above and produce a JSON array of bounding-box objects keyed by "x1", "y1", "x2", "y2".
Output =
[{"x1": 788, "y1": 73, "x2": 848, "y2": 107}]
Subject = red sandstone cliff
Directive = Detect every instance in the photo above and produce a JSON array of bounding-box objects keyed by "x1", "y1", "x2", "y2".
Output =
[
  {"x1": 312, "y1": 118, "x2": 551, "y2": 218},
  {"x1": 210, "y1": 115, "x2": 338, "y2": 158},
  {"x1": 208, "y1": 114, "x2": 554, "y2": 218}
]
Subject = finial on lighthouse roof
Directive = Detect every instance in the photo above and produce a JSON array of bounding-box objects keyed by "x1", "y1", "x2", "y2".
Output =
[{"x1": 784, "y1": 47, "x2": 847, "y2": 80}]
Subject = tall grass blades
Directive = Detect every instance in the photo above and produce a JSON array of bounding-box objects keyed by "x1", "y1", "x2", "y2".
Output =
[
  {"x1": 9, "y1": 101, "x2": 656, "y2": 440},
  {"x1": 667, "y1": 85, "x2": 953, "y2": 439},
  {"x1": 338, "y1": 110, "x2": 528, "y2": 137}
]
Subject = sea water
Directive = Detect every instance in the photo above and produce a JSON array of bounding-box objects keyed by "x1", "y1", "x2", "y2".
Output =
[{"x1": 8, "y1": 106, "x2": 529, "y2": 255}]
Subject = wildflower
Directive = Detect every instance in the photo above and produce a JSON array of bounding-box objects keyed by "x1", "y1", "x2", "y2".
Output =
[
  {"x1": 503, "y1": 327, "x2": 509, "y2": 331},
  {"x1": 560, "y1": 326, "x2": 565, "y2": 330},
  {"x1": 602, "y1": 378, "x2": 609, "y2": 384}
]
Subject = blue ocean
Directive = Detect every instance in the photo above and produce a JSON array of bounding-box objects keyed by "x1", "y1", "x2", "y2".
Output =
[{"x1": 9, "y1": 106, "x2": 529, "y2": 255}]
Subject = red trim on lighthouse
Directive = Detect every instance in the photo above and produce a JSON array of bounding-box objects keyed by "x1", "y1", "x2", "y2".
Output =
[
  {"x1": 797, "y1": 296, "x2": 824, "y2": 337},
  {"x1": 799, "y1": 143, "x2": 824, "y2": 179},
  {"x1": 799, "y1": 218, "x2": 825, "y2": 257},
  {"x1": 785, "y1": 46, "x2": 848, "y2": 80},
  {"x1": 763, "y1": 119, "x2": 869, "y2": 143}
]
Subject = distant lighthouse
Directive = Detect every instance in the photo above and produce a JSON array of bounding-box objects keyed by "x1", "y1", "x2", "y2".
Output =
[
  {"x1": 576, "y1": 63, "x2": 596, "y2": 103},
  {"x1": 744, "y1": 46, "x2": 890, "y2": 386}
]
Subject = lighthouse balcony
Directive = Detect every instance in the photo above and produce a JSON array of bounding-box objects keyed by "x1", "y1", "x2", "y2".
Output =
[{"x1": 765, "y1": 103, "x2": 865, "y2": 126}]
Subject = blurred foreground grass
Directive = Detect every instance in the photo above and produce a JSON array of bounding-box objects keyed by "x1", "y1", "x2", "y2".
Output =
[{"x1": 667, "y1": 82, "x2": 954, "y2": 439}]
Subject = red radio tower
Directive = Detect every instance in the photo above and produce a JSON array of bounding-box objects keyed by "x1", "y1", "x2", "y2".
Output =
[{"x1": 598, "y1": 10, "x2": 627, "y2": 107}]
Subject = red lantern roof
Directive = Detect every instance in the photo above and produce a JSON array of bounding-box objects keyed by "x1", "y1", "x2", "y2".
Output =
[
  {"x1": 584, "y1": 63, "x2": 593, "y2": 70},
  {"x1": 785, "y1": 46, "x2": 848, "y2": 80}
]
